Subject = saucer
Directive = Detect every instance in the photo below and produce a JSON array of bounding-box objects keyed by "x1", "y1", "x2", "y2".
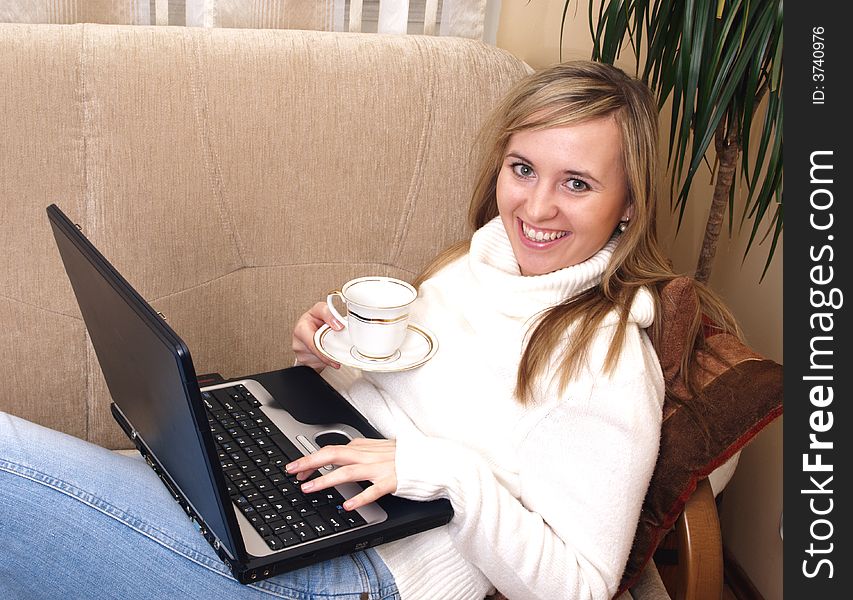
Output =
[{"x1": 314, "y1": 322, "x2": 438, "y2": 372}]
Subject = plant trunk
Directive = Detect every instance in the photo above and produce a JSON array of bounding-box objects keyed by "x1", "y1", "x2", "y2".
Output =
[{"x1": 695, "y1": 124, "x2": 740, "y2": 284}]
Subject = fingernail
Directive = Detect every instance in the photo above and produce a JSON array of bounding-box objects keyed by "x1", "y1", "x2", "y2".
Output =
[
  {"x1": 343, "y1": 500, "x2": 354, "y2": 511},
  {"x1": 285, "y1": 462, "x2": 297, "y2": 473},
  {"x1": 332, "y1": 319, "x2": 343, "y2": 330},
  {"x1": 301, "y1": 481, "x2": 314, "y2": 492}
]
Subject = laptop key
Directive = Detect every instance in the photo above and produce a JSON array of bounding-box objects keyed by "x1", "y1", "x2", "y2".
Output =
[
  {"x1": 229, "y1": 450, "x2": 249, "y2": 463},
  {"x1": 264, "y1": 536, "x2": 284, "y2": 551},
  {"x1": 278, "y1": 530, "x2": 301, "y2": 547},
  {"x1": 307, "y1": 494, "x2": 329, "y2": 508},
  {"x1": 290, "y1": 520, "x2": 317, "y2": 542},
  {"x1": 284, "y1": 494, "x2": 306, "y2": 509},
  {"x1": 277, "y1": 482, "x2": 297, "y2": 496},
  {"x1": 260, "y1": 509, "x2": 280, "y2": 522},
  {"x1": 265, "y1": 490, "x2": 283, "y2": 502},
  {"x1": 251, "y1": 455, "x2": 269, "y2": 467},
  {"x1": 227, "y1": 426, "x2": 247, "y2": 438},
  {"x1": 218, "y1": 417, "x2": 237, "y2": 429},
  {"x1": 317, "y1": 507, "x2": 351, "y2": 533},
  {"x1": 201, "y1": 391, "x2": 222, "y2": 411},
  {"x1": 323, "y1": 490, "x2": 345, "y2": 504},
  {"x1": 305, "y1": 514, "x2": 332, "y2": 537},
  {"x1": 263, "y1": 446, "x2": 284, "y2": 458},
  {"x1": 343, "y1": 510, "x2": 366, "y2": 528},
  {"x1": 245, "y1": 470, "x2": 264, "y2": 484},
  {"x1": 270, "y1": 520, "x2": 289, "y2": 535},
  {"x1": 296, "y1": 506, "x2": 316, "y2": 519},
  {"x1": 270, "y1": 433, "x2": 304, "y2": 463},
  {"x1": 280, "y1": 511, "x2": 299, "y2": 525}
]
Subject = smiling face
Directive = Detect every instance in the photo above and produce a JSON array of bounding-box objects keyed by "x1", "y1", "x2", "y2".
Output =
[{"x1": 495, "y1": 117, "x2": 632, "y2": 276}]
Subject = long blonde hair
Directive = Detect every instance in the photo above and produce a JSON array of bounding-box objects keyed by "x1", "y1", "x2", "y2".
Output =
[{"x1": 416, "y1": 61, "x2": 740, "y2": 403}]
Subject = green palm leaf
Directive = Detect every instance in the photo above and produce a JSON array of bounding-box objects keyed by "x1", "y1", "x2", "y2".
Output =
[{"x1": 563, "y1": 0, "x2": 784, "y2": 282}]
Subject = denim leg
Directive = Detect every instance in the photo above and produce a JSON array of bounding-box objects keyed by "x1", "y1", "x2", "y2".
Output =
[{"x1": 0, "y1": 412, "x2": 399, "y2": 600}]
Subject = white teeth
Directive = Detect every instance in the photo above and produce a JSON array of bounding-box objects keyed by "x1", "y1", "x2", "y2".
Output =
[{"x1": 522, "y1": 221, "x2": 568, "y2": 242}]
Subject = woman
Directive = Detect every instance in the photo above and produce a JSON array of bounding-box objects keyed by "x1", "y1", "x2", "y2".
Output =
[
  {"x1": 290, "y1": 60, "x2": 738, "y2": 600},
  {"x1": 0, "y1": 61, "x2": 737, "y2": 600}
]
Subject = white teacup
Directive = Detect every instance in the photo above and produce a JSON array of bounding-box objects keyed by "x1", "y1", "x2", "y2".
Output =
[{"x1": 326, "y1": 276, "x2": 417, "y2": 361}]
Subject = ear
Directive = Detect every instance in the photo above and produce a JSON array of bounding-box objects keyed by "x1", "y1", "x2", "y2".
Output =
[{"x1": 621, "y1": 201, "x2": 634, "y2": 223}]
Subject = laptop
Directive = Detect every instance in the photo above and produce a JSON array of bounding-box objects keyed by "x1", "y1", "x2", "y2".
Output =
[{"x1": 47, "y1": 204, "x2": 452, "y2": 584}]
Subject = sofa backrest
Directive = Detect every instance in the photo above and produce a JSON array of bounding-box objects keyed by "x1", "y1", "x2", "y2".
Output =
[{"x1": 0, "y1": 23, "x2": 529, "y2": 448}]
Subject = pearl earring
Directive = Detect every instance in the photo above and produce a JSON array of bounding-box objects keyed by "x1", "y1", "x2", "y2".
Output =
[{"x1": 618, "y1": 220, "x2": 629, "y2": 233}]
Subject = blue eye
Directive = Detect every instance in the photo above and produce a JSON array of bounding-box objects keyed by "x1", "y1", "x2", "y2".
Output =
[
  {"x1": 511, "y1": 163, "x2": 534, "y2": 178},
  {"x1": 567, "y1": 178, "x2": 589, "y2": 192}
]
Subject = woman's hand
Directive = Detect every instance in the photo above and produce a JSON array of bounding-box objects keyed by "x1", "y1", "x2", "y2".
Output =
[
  {"x1": 285, "y1": 438, "x2": 398, "y2": 511},
  {"x1": 291, "y1": 301, "x2": 345, "y2": 371}
]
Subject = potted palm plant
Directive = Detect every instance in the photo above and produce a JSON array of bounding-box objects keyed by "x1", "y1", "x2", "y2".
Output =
[{"x1": 563, "y1": 0, "x2": 783, "y2": 282}]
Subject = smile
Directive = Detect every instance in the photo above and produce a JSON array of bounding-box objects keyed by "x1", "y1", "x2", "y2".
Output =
[{"x1": 520, "y1": 219, "x2": 569, "y2": 243}]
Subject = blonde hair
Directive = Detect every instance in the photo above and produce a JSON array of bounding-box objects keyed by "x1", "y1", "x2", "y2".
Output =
[{"x1": 416, "y1": 61, "x2": 740, "y2": 403}]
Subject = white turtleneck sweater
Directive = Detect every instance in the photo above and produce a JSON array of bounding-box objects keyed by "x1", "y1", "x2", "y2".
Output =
[{"x1": 328, "y1": 218, "x2": 664, "y2": 600}]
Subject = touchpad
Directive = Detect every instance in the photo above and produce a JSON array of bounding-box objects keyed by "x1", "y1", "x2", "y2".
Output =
[{"x1": 315, "y1": 431, "x2": 352, "y2": 447}]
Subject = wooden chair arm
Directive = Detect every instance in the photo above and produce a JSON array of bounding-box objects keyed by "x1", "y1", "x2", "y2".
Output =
[{"x1": 672, "y1": 478, "x2": 723, "y2": 600}]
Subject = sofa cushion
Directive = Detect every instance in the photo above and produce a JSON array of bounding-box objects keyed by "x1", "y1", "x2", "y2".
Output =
[
  {"x1": 617, "y1": 277, "x2": 783, "y2": 593},
  {"x1": 0, "y1": 23, "x2": 530, "y2": 449}
]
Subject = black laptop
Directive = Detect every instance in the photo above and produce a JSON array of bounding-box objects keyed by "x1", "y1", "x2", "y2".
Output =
[{"x1": 47, "y1": 204, "x2": 452, "y2": 584}]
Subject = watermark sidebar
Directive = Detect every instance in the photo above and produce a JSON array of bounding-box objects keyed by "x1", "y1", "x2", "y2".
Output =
[{"x1": 785, "y1": 3, "x2": 850, "y2": 596}]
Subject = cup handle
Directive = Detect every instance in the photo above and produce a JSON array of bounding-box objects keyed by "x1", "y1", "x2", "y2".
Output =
[{"x1": 326, "y1": 291, "x2": 348, "y2": 327}]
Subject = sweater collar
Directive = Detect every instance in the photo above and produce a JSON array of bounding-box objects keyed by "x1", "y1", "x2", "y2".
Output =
[{"x1": 467, "y1": 217, "x2": 617, "y2": 318}]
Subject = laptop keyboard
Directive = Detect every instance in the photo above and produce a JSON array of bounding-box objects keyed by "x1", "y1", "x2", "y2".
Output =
[{"x1": 202, "y1": 384, "x2": 367, "y2": 551}]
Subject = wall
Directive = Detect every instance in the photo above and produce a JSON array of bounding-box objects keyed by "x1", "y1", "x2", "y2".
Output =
[{"x1": 495, "y1": 2, "x2": 783, "y2": 599}]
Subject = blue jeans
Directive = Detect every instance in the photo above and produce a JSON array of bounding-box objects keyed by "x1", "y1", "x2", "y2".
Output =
[{"x1": 0, "y1": 412, "x2": 400, "y2": 600}]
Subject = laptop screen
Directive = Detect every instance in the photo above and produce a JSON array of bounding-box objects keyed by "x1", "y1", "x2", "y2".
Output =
[{"x1": 47, "y1": 205, "x2": 242, "y2": 558}]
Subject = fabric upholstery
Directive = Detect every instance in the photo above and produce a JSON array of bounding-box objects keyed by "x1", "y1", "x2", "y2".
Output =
[
  {"x1": 617, "y1": 277, "x2": 783, "y2": 593},
  {"x1": 0, "y1": 22, "x2": 529, "y2": 449}
]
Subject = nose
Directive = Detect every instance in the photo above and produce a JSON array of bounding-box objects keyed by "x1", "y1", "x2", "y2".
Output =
[{"x1": 526, "y1": 182, "x2": 560, "y2": 222}]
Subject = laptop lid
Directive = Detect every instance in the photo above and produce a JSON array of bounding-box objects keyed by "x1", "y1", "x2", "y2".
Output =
[{"x1": 47, "y1": 204, "x2": 245, "y2": 559}]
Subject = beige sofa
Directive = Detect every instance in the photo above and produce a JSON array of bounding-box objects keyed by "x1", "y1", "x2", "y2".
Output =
[
  {"x1": 3, "y1": 22, "x2": 778, "y2": 600},
  {"x1": 0, "y1": 23, "x2": 528, "y2": 450}
]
